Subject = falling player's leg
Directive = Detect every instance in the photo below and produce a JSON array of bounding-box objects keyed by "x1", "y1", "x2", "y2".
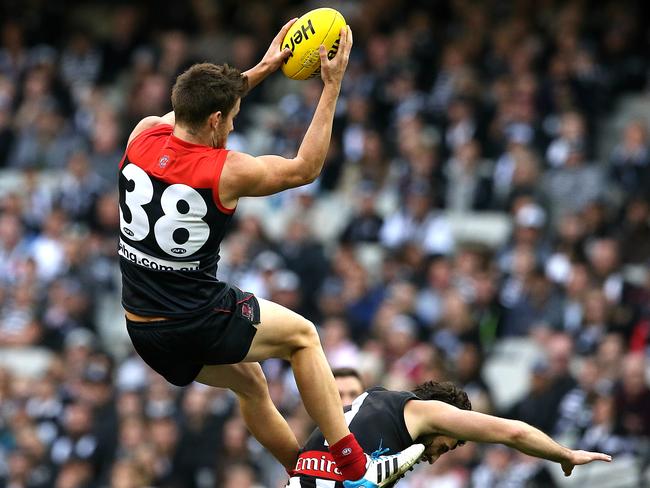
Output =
[{"x1": 196, "y1": 362, "x2": 299, "y2": 470}]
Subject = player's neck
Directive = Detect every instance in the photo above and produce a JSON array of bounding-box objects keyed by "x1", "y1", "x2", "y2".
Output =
[{"x1": 173, "y1": 124, "x2": 213, "y2": 147}]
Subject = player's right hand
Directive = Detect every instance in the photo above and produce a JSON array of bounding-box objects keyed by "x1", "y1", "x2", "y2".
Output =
[
  {"x1": 319, "y1": 25, "x2": 352, "y2": 88},
  {"x1": 560, "y1": 449, "x2": 612, "y2": 477}
]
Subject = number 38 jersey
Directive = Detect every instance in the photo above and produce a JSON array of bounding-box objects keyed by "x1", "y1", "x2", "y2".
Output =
[{"x1": 118, "y1": 124, "x2": 234, "y2": 317}]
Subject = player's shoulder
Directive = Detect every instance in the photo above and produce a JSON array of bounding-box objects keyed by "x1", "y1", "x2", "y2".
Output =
[
  {"x1": 364, "y1": 387, "x2": 419, "y2": 410},
  {"x1": 127, "y1": 123, "x2": 173, "y2": 154},
  {"x1": 223, "y1": 150, "x2": 254, "y2": 165}
]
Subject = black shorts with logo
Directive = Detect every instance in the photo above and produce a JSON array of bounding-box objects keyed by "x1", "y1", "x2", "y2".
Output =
[{"x1": 126, "y1": 285, "x2": 261, "y2": 386}]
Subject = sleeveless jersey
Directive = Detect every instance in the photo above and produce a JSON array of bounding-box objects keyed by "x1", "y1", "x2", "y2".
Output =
[
  {"x1": 118, "y1": 124, "x2": 234, "y2": 317},
  {"x1": 288, "y1": 387, "x2": 418, "y2": 488}
]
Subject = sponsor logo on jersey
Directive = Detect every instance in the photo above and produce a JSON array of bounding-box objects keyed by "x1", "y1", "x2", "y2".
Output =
[
  {"x1": 293, "y1": 451, "x2": 343, "y2": 481},
  {"x1": 118, "y1": 238, "x2": 199, "y2": 271}
]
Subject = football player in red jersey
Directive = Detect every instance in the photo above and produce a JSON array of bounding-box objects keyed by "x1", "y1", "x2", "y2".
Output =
[{"x1": 118, "y1": 22, "x2": 422, "y2": 486}]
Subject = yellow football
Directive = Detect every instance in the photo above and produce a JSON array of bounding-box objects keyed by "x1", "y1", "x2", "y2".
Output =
[{"x1": 281, "y1": 8, "x2": 346, "y2": 80}]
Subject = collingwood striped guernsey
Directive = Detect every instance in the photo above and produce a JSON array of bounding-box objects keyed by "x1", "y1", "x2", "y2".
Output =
[{"x1": 287, "y1": 387, "x2": 418, "y2": 488}]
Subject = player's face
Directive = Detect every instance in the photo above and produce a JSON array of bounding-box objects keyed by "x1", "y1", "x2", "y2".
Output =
[
  {"x1": 420, "y1": 434, "x2": 460, "y2": 464},
  {"x1": 213, "y1": 98, "x2": 241, "y2": 148},
  {"x1": 335, "y1": 376, "x2": 364, "y2": 406}
]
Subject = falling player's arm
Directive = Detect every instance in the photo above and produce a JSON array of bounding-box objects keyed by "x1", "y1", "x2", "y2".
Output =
[
  {"x1": 127, "y1": 111, "x2": 176, "y2": 145},
  {"x1": 219, "y1": 26, "x2": 353, "y2": 202},
  {"x1": 404, "y1": 400, "x2": 612, "y2": 476}
]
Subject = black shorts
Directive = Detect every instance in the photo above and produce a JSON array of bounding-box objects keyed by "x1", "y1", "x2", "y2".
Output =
[{"x1": 126, "y1": 285, "x2": 261, "y2": 386}]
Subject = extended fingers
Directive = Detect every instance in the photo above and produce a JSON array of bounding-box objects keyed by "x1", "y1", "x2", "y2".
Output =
[
  {"x1": 591, "y1": 452, "x2": 612, "y2": 462},
  {"x1": 341, "y1": 26, "x2": 353, "y2": 60},
  {"x1": 319, "y1": 44, "x2": 328, "y2": 62},
  {"x1": 275, "y1": 18, "x2": 298, "y2": 44}
]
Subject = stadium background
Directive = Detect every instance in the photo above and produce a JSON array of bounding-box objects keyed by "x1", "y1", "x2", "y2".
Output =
[{"x1": 0, "y1": 0, "x2": 649, "y2": 486}]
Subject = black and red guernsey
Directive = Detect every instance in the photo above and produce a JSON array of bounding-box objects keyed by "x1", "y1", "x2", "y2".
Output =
[
  {"x1": 288, "y1": 387, "x2": 418, "y2": 488},
  {"x1": 118, "y1": 124, "x2": 234, "y2": 317}
]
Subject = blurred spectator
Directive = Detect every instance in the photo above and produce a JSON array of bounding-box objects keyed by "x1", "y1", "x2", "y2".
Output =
[
  {"x1": 546, "y1": 111, "x2": 588, "y2": 168},
  {"x1": 332, "y1": 367, "x2": 364, "y2": 407},
  {"x1": 29, "y1": 207, "x2": 67, "y2": 282},
  {"x1": 0, "y1": 282, "x2": 41, "y2": 347},
  {"x1": 609, "y1": 120, "x2": 650, "y2": 196},
  {"x1": 443, "y1": 140, "x2": 493, "y2": 212},
  {"x1": 9, "y1": 101, "x2": 82, "y2": 170},
  {"x1": 339, "y1": 182, "x2": 384, "y2": 244},
  {"x1": 277, "y1": 219, "x2": 328, "y2": 319},
  {"x1": 577, "y1": 388, "x2": 636, "y2": 457},
  {"x1": 619, "y1": 196, "x2": 650, "y2": 264},
  {"x1": 321, "y1": 317, "x2": 360, "y2": 369},
  {"x1": 50, "y1": 402, "x2": 100, "y2": 471},
  {"x1": 507, "y1": 358, "x2": 561, "y2": 433},
  {"x1": 555, "y1": 356, "x2": 602, "y2": 438},
  {"x1": 542, "y1": 143, "x2": 606, "y2": 221},
  {"x1": 380, "y1": 182, "x2": 454, "y2": 256},
  {"x1": 614, "y1": 353, "x2": 650, "y2": 437},
  {"x1": 56, "y1": 151, "x2": 106, "y2": 225}
]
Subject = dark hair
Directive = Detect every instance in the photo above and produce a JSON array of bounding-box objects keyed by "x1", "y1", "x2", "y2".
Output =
[
  {"x1": 171, "y1": 63, "x2": 248, "y2": 130},
  {"x1": 332, "y1": 367, "x2": 364, "y2": 385},
  {"x1": 411, "y1": 381, "x2": 472, "y2": 445},
  {"x1": 412, "y1": 381, "x2": 471, "y2": 410}
]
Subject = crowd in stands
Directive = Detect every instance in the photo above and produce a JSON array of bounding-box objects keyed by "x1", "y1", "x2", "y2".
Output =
[{"x1": 0, "y1": 0, "x2": 649, "y2": 486}]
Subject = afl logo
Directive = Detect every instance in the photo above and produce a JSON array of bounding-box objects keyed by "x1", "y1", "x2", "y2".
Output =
[
  {"x1": 123, "y1": 227, "x2": 134, "y2": 237},
  {"x1": 171, "y1": 248, "x2": 186, "y2": 255},
  {"x1": 158, "y1": 155, "x2": 170, "y2": 168}
]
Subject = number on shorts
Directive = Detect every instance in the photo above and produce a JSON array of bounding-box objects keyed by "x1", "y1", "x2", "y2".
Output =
[{"x1": 120, "y1": 165, "x2": 210, "y2": 256}]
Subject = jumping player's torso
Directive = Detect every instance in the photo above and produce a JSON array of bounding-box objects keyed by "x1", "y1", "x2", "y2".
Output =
[
  {"x1": 118, "y1": 124, "x2": 234, "y2": 317},
  {"x1": 289, "y1": 387, "x2": 418, "y2": 488}
]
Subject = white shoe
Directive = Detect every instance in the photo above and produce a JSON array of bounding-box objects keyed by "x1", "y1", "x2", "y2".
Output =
[{"x1": 342, "y1": 443, "x2": 425, "y2": 487}]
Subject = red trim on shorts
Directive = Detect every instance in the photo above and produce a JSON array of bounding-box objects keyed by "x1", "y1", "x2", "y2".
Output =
[
  {"x1": 236, "y1": 294, "x2": 254, "y2": 305},
  {"x1": 212, "y1": 150, "x2": 235, "y2": 214},
  {"x1": 213, "y1": 308, "x2": 232, "y2": 314}
]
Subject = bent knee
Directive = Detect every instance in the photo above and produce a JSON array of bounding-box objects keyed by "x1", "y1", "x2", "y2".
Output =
[{"x1": 290, "y1": 319, "x2": 320, "y2": 351}]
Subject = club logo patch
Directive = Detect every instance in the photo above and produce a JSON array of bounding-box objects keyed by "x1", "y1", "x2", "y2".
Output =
[
  {"x1": 342, "y1": 448, "x2": 352, "y2": 456},
  {"x1": 241, "y1": 302, "x2": 254, "y2": 321},
  {"x1": 158, "y1": 155, "x2": 170, "y2": 167}
]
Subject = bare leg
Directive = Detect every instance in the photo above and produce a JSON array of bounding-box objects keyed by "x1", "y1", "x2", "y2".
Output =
[
  {"x1": 196, "y1": 363, "x2": 299, "y2": 469},
  {"x1": 243, "y1": 298, "x2": 350, "y2": 444}
]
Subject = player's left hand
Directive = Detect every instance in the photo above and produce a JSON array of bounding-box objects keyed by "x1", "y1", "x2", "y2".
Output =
[
  {"x1": 561, "y1": 449, "x2": 612, "y2": 476},
  {"x1": 259, "y1": 18, "x2": 297, "y2": 72}
]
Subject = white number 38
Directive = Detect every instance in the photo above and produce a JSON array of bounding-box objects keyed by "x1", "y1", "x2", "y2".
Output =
[{"x1": 119, "y1": 164, "x2": 210, "y2": 257}]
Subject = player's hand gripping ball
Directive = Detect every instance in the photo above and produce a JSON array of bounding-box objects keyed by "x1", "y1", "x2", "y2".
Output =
[{"x1": 280, "y1": 8, "x2": 346, "y2": 80}]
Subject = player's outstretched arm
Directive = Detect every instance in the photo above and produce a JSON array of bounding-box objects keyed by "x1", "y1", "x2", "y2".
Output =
[
  {"x1": 404, "y1": 400, "x2": 612, "y2": 476},
  {"x1": 243, "y1": 18, "x2": 297, "y2": 91},
  {"x1": 219, "y1": 26, "x2": 353, "y2": 204}
]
